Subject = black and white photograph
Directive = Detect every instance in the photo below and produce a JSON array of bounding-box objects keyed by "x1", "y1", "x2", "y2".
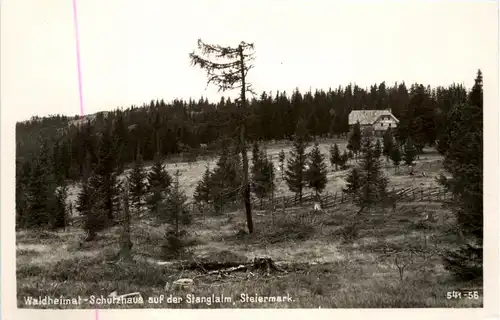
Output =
[{"x1": 1, "y1": 0, "x2": 499, "y2": 319}]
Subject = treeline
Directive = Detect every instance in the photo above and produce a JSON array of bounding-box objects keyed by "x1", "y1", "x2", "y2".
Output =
[
  {"x1": 15, "y1": 70, "x2": 483, "y2": 280},
  {"x1": 16, "y1": 79, "x2": 469, "y2": 180}
]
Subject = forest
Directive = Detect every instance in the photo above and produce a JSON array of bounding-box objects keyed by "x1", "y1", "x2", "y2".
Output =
[{"x1": 14, "y1": 40, "x2": 483, "y2": 307}]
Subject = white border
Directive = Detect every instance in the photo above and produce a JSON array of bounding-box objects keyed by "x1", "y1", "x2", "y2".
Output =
[{"x1": 2, "y1": 1, "x2": 499, "y2": 320}]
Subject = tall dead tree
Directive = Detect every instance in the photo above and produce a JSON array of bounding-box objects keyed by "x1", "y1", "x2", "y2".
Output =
[{"x1": 189, "y1": 39, "x2": 256, "y2": 233}]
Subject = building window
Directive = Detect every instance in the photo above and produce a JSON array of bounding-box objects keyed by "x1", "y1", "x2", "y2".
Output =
[
  {"x1": 381, "y1": 123, "x2": 383, "y2": 127},
  {"x1": 389, "y1": 123, "x2": 391, "y2": 127}
]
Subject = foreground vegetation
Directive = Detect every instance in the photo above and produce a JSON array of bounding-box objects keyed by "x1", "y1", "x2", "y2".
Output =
[{"x1": 17, "y1": 199, "x2": 482, "y2": 309}]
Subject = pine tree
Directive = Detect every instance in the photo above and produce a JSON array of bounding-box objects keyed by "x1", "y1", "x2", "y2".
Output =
[
  {"x1": 251, "y1": 141, "x2": 261, "y2": 168},
  {"x1": 94, "y1": 119, "x2": 122, "y2": 224},
  {"x1": 348, "y1": 130, "x2": 389, "y2": 213},
  {"x1": 329, "y1": 143, "x2": 341, "y2": 171},
  {"x1": 383, "y1": 130, "x2": 395, "y2": 161},
  {"x1": 348, "y1": 121, "x2": 362, "y2": 159},
  {"x1": 251, "y1": 142, "x2": 262, "y2": 182},
  {"x1": 161, "y1": 170, "x2": 191, "y2": 258},
  {"x1": 193, "y1": 165, "x2": 212, "y2": 204},
  {"x1": 209, "y1": 144, "x2": 242, "y2": 213},
  {"x1": 343, "y1": 167, "x2": 361, "y2": 195},
  {"x1": 390, "y1": 144, "x2": 402, "y2": 171},
  {"x1": 339, "y1": 150, "x2": 349, "y2": 169},
  {"x1": 278, "y1": 149, "x2": 286, "y2": 180},
  {"x1": 77, "y1": 154, "x2": 107, "y2": 241},
  {"x1": 285, "y1": 134, "x2": 308, "y2": 204},
  {"x1": 25, "y1": 142, "x2": 56, "y2": 228},
  {"x1": 305, "y1": 142, "x2": 328, "y2": 199},
  {"x1": 50, "y1": 184, "x2": 68, "y2": 230},
  {"x1": 440, "y1": 70, "x2": 483, "y2": 280},
  {"x1": 146, "y1": 154, "x2": 172, "y2": 214},
  {"x1": 403, "y1": 139, "x2": 417, "y2": 166},
  {"x1": 252, "y1": 150, "x2": 275, "y2": 208},
  {"x1": 129, "y1": 152, "x2": 147, "y2": 212}
]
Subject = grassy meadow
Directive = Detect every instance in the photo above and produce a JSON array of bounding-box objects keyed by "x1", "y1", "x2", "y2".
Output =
[{"x1": 16, "y1": 139, "x2": 482, "y2": 309}]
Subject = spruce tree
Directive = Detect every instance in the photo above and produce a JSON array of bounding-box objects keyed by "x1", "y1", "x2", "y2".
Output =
[
  {"x1": 278, "y1": 149, "x2": 286, "y2": 181},
  {"x1": 251, "y1": 142, "x2": 262, "y2": 184},
  {"x1": 329, "y1": 143, "x2": 341, "y2": 171},
  {"x1": 25, "y1": 142, "x2": 56, "y2": 229},
  {"x1": 252, "y1": 150, "x2": 275, "y2": 208},
  {"x1": 440, "y1": 70, "x2": 483, "y2": 280},
  {"x1": 209, "y1": 144, "x2": 242, "y2": 213},
  {"x1": 94, "y1": 118, "x2": 121, "y2": 224},
  {"x1": 305, "y1": 142, "x2": 328, "y2": 199},
  {"x1": 403, "y1": 138, "x2": 417, "y2": 166},
  {"x1": 146, "y1": 154, "x2": 172, "y2": 214},
  {"x1": 129, "y1": 152, "x2": 147, "y2": 212},
  {"x1": 50, "y1": 184, "x2": 68, "y2": 230},
  {"x1": 251, "y1": 141, "x2": 261, "y2": 168},
  {"x1": 339, "y1": 150, "x2": 349, "y2": 169},
  {"x1": 348, "y1": 130, "x2": 388, "y2": 213},
  {"x1": 383, "y1": 130, "x2": 394, "y2": 161},
  {"x1": 285, "y1": 133, "x2": 308, "y2": 204},
  {"x1": 76, "y1": 154, "x2": 107, "y2": 241},
  {"x1": 390, "y1": 144, "x2": 402, "y2": 172},
  {"x1": 343, "y1": 167, "x2": 361, "y2": 195},
  {"x1": 161, "y1": 170, "x2": 191, "y2": 258},
  {"x1": 348, "y1": 121, "x2": 362, "y2": 159},
  {"x1": 193, "y1": 165, "x2": 212, "y2": 205}
]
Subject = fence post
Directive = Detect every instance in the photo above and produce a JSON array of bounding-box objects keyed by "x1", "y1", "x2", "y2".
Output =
[
  {"x1": 421, "y1": 188, "x2": 424, "y2": 201},
  {"x1": 334, "y1": 192, "x2": 337, "y2": 204},
  {"x1": 341, "y1": 191, "x2": 344, "y2": 203}
]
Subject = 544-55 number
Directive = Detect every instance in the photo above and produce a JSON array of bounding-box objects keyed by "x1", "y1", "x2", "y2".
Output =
[{"x1": 446, "y1": 291, "x2": 480, "y2": 300}]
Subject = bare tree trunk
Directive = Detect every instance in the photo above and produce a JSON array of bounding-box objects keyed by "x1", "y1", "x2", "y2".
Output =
[{"x1": 238, "y1": 45, "x2": 254, "y2": 234}]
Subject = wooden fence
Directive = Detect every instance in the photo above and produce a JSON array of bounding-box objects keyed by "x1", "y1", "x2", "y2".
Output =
[
  {"x1": 245, "y1": 185, "x2": 450, "y2": 212},
  {"x1": 69, "y1": 185, "x2": 450, "y2": 226}
]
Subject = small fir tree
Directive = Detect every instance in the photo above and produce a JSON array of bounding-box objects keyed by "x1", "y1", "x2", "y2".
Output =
[
  {"x1": 403, "y1": 139, "x2": 417, "y2": 166},
  {"x1": 349, "y1": 130, "x2": 389, "y2": 213},
  {"x1": 329, "y1": 143, "x2": 341, "y2": 171},
  {"x1": 161, "y1": 170, "x2": 191, "y2": 258},
  {"x1": 252, "y1": 150, "x2": 276, "y2": 208},
  {"x1": 193, "y1": 165, "x2": 212, "y2": 205},
  {"x1": 348, "y1": 121, "x2": 362, "y2": 159},
  {"x1": 129, "y1": 152, "x2": 147, "y2": 212},
  {"x1": 278, "y1": 149, "x2": 286, "y2": 181},
  {"x1": 146, "y1": 154, "x2": 172, "y2": 214},
  {"x1": 343, "y1": 167, "x2": 361, "y2": 195},
  {"x1": 305, "y1": 142, "x2": 328, "y2": 199},
  {"x1": 383, "y1": 130, "x2": 395, "y2": 161},
  {"x1": 390, "y1": 144, "x2": 402, "y2": 172},
  {"x1": 285, "y1": 134, "x2": 308, "y2": 204}
]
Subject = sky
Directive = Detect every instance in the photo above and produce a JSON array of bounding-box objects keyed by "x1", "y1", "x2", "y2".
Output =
[{"x1": 1, "y1": 0, "x2": 498, "y2": 121}]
